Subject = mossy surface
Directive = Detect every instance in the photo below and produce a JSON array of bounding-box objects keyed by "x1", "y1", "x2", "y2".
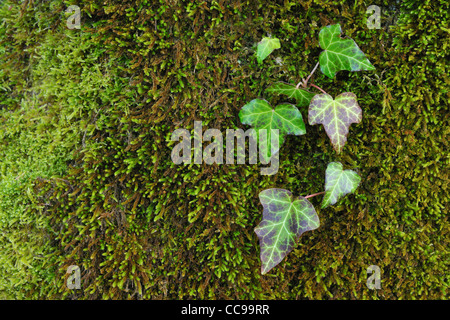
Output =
[{"x1": 0, "y1": 0, "x2": 448, "y2": 299}]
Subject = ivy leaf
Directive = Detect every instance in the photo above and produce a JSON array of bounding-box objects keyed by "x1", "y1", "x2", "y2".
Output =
[
  {"x1": 318, "y1": 24, "x2": 375, "y2": 79},
  {"x1": 322, "y1": 162, "x2": 361, "y2": 208},
  {"x1": 255, "y1": 188, "x2": 320, "y2": 274},
  {"x1": 265, "y1": 82, "x2": 315, "y2": 107},
  {"x1": 239, "y1": 99, "x2": 306, "y2": 161},
  {"x1": 308, "y1": 92, "x2": 361, "y2": 153},
  {"x1": 256, "y1": 37, "x2": 281, "y2": 64}
]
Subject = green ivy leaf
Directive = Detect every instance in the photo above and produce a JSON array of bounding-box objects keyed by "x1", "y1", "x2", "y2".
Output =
[
  {"x1": 308, "y1": 92, "x2": 361, "y2": 153},
  {"x1": 322, "y1": 162, "x2": 361, "y2": 208},
  {"x1": 255, "y1": 188, "x2": 320, "y2": 274},
  {"x1": 239, "y1": 99, "x2": 306, "y2": 161},
  {"x1": 256, "y1": 37, "x2": 281, "y2": 64},
  {"x1": 318, "y1": 24, "x2": 375, "y2": 78},
  {"x1": 265, "y1": 82, "x2": 315, "y2": 107}
]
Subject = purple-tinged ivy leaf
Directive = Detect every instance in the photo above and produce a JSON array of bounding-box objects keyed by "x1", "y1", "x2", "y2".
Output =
[
  {"x1": 255, "y1": 188, "x2": 320, "y2": 274},
  {"x1": 308, "y1": 92, "x2": 362, "y2": 153},
  {"x1": 318, "y1": 24, "x2": 375, "y2": 79},
  {"x1": 322, "y1": 162, "x2": 361, "y2": 208}
]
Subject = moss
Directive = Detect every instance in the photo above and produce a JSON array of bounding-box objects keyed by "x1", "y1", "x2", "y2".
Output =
[
  {"x1": 0, "y1": 0, "x2": 448, "y2": 299},
  {"x1": 0, "y1": 0, "x2": 134, "y2": 298}
]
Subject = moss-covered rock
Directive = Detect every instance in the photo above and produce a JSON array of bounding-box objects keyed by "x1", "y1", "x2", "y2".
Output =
[{"x1": 0, "y1": 0, "x2": 448, "y2": 299}]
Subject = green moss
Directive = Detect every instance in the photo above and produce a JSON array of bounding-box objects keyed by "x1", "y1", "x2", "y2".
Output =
[{"x1": 0, "y1": 0, "x2": 134, "y2": 298}]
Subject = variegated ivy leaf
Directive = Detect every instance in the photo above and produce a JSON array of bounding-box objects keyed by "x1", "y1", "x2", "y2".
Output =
[
  {"x1": 322, "y1": 162, "x2": 361, "y2": 208},
  {"x1": 255, "y1": 188, "x2": 320, "y2": 274},
  {"x1": 308, "y1": 92, "x2": 361, "y2": 153},
  {"x1": 265, "y1": 82, "x2": 315, "y2": 107},
  {"x1": 318, "y1": 24, "x2": 375, "y2": 79},
  {"x1": 239, "y1": 99, "x2": 306, "y2": 161},
  {"x1": 256, "y1": 37, "x2": 281, "y2": 64}
]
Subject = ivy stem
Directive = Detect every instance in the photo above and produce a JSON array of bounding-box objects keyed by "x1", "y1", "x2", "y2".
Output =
[
  {"x1": 296, "y1": 62, "x2": 320, "y2": 89},
  {"x1": 309, "y1": 83, "x2": 328, "y2": 95},
  {"x1": 304, "y1": 191, "x2": 325, "y2": 199},
  {"x1": 304, "y1": 62, "x2": 320, "y2": 86}
]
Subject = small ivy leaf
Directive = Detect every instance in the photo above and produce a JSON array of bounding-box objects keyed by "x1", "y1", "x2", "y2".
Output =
[
  {"x1": 322, "y1": 162, "x2": 361, "y2": 208},
  {"x1": 308, "y1": 92, "x2": 362, "y2": 153},
  {"x1": 256, "y1": 37, "x2": 281, "y2": 64},
  {"x1": 255, "y1": 188, "x2": 320, "y2": 274},
  {"x1": 318, "y1": 24, "x2": 375, "y2": 79},
  {"x1": 239, "y1": 99, "x2": 306, "y2": 161},
  {"x1": 265, "y1": 82, "x2": 315, "y2": 107}
]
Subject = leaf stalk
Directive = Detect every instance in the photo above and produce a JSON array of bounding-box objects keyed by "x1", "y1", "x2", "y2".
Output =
[
  {"x1": 296, "y1": 62, "x2": 320, "y2": 89},
  {"x1": 309, "y1": 83, "x2": 328, "y2": 95},
  {"x1": 304, "y1": 191, "x2": 325, "y2": 199}
]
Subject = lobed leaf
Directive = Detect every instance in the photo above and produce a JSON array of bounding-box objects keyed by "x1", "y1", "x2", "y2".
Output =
[
  {"x1": 265, "y1": 82, "x2": 315, "y2": 107},
  {"x1": 322, "y1": 162, "x2": 361, "y2": 208},
  {"x1": 239, "y1": 99, "x2": 306, "y2": 161},
  {"x1": 308, "y1": 92, "x2": 361, "y2": 153},
  {"x1": 255, "y1": 188, "x2": 320, "y2": 274},
  {"x1": 256, "y1": 37, "x2": 281, "y2": 64},
  {"x1": 318, "y1": 24, "x2": 375, "y2": 79}
]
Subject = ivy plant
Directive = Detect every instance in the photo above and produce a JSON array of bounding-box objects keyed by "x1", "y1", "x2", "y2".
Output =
[
  {"x1": 255, "y1": 162, "x2": 361, "y2": 274},
  {"x1": 242, "y1": 24, "x2": 374, "y2": 274}
]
